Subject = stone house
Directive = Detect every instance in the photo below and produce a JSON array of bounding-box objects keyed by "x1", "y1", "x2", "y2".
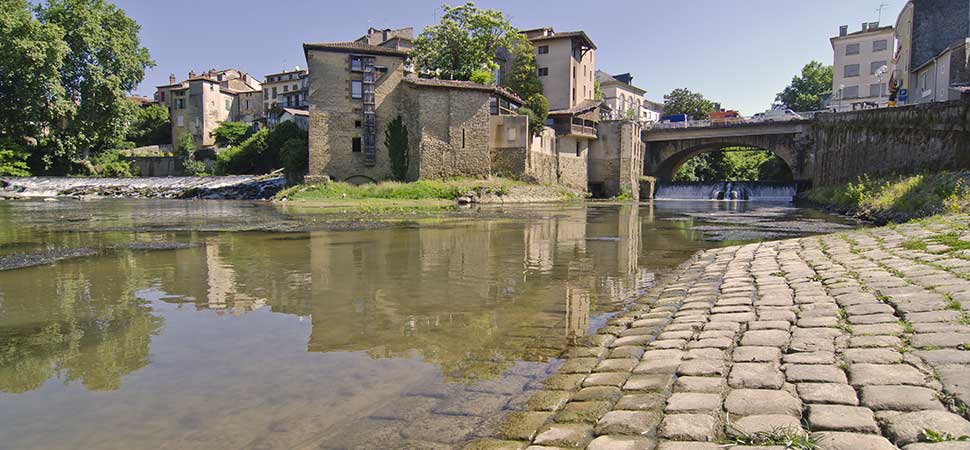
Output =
[
  {"x1": 902, "y1": 0, "x2": 970, "y2": 103},
  {"x1": 154, "y1": 69, "x2": 262, "y2": 148},
  {"x1": 262, "y1": 68, "x2": 308, "y2": 115}
]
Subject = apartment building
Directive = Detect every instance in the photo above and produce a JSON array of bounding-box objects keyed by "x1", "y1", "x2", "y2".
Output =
[
  {"x1": 154, "y1": 69, "x2": 262, "y2": 147},
  {"x1": 831, "y1": 23, "x2": 895, "y2": 109},
  {"x1": 523, "y1": 27, "x2": 599, "y2": 161},
  {"x1": 263, "y1": 68, "x2": 308, "y2": 112}
]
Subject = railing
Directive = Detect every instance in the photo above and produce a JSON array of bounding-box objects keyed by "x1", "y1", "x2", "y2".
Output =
[{"x1": 570, "y1": 123, "x2": 598, "y2": 137}]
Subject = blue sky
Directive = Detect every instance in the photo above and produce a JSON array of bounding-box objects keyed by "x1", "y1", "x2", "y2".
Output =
[{"x1": 120, "y1": 0, "x2": 905, "y2": 115}]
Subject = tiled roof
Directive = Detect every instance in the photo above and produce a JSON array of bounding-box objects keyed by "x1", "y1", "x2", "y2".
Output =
[
  {"x1": 281, "y1": 108, "x2": 309, "y2": 117},
  {"x1": 549, "y1": 99, "x2": 602, "y2": 116},
  {"x1": 403, "y1": 76, "x2": 524, "y2": 104},
  {"x1": 529, "y1": 30, "x2": 597, "y2": 49},
  {"x1": 303, "y1": 41, "x2": 409, "y2": 56}
]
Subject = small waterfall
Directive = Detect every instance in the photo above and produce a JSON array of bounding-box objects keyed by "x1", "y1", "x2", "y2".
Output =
[{"x1": 655, "y1": 181, "x2": 797, "y2": 202}]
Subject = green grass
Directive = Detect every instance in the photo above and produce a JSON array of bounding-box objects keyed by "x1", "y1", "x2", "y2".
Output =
[
  {"x1": 933, "y1": 232, "x2": 970, "y2": 251},
  {"x1": 725, "y1": 427, "x2": 821, "y2": 450},
  {"x1": 903, "y1": 239, "x2": 929, "y2": 251},
  {"x1": 276, "y1": 178, "x2": 530, "y2": 202},
  {"x1": 802, "y1": 171, "x2": 970, "y2": 223}
]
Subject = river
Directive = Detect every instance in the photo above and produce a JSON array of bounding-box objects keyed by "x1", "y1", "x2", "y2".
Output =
[{"x1": 0, "y1": 199, "x2": 856, "y2": 450}]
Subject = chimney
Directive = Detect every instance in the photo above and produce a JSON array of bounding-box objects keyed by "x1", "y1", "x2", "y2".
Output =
[
  {"x1": 869, "y1": 22, "x2": 879, "y2": 30},
  {"x1": 169, "y1": 74, "x2": 176, "y2": 84},
  {"x1": 188, "y1": 70, "x2": 196, "y2": 79},
  {"x1": 861, "y1": 22, "x2": 868, "y2": 32},
  {"x1": 839, "y1": 25, "x2": 848, "y2": 36},
  {"x1": 383, "y1": 29, "x2": 389, "y2": 42}
]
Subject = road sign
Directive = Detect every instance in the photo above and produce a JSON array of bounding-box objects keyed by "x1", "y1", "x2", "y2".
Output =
[{"x1": 899, "y1": 89, "x2": 908, "y2": 103}]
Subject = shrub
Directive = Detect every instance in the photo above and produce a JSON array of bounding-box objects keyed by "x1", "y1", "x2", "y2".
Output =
[
  {"x1": 182, "y1": 158, "x2": 209, "y2": 176},
  {"x1": 175, "y1": 133, "x2": 196, "y2": 156},
  {"x1": 385, "y1": 115, "x2": 409, "y2": 181},
  {"x1": 90, "y1": 150, "x2": 135, "y2": 177},
  {"x1": 264, "y1": 121, "x2": 306, "y2": 173},
  {"x1": 215, "y1": 128, "x2": 269, "y2": 174},
  {"x1": 523, "y1": 94, "x2": 549, "y2": 137},
  {"x1": 470, "y1": 69, "x2": 495, "y2": 85},
  {"x1": 280, "y1": 138, "x2": 307, "y2": 177},
  {"x1": 213, "y1": 121, "x2": 252, "y2": 147},
  {"x1": 0, "y1": 139, "x2": 31, "y2": 177}
]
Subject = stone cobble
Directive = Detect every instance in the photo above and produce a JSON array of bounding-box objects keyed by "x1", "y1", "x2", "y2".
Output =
[{"x1": 468, "y1": 215, "x2": 970, "y2": 450}]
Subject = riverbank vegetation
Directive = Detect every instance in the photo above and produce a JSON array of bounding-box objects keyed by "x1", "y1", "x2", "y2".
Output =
[
  {"x1": 802, "y1": 171, "x2": 970, "y2": 224},
  {"x1": 674, "y1": 148, "x2": 793, "y2": 182}
]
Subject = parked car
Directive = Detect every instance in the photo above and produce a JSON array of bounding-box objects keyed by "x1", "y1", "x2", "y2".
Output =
[
  {"x1": 710, "y1": 110, "x2": 743, "y2": 126},
  {"x1": 754, "y1": 108, "x2": 803, "y2": 122}
]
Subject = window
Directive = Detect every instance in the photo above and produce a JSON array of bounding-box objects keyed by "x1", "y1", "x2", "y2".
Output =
[
  {"x1": 575, "y1": 141, "x2": 581, "y2": 157},
  {"x1": 844, "y1": 64, "x2": 860, "y2": 78},
  {"x1": 537, "y1": 67, "x2": 549, "y2": 77},
  {"x1": 283, "y1": 85, "x2": 289, "y2": 92},
  {"x1": 272, "y1": 87, "x2": 277, "y2": 99},
  {"x1": 843, "y1": 85, "x2": 859, "y2": 98},
  {"x1": 870, "y1": 83, "x2": 885, "y2": 97},
  {"x1": 352, "y1": 137, "x2": 362, "y2": 152},
  {"x1": 351, "y1": 80, "x2": 362, "y2": 99},
  {"x1": 351, "y1": 57, "x2": 363, "y2": 71},
  {"x1": 537, "y1": 45, "x2": 548, "y2": 54},
  {"x1": 177, "y1": 99, "x2": 184, "y2": 109},
  {"x1": 461, "y1": 129, "x2": 466, "y2": 148},
  {"x1": 245, "y1": 100, "x2": 251, "y2": 109},
  {"x1": 873, "y1": 39, "x2": 888, "y2": 52},
  {"x1": 293, "y1": 84, "x2": 298, "y2": 91},
  {"x1": 572, "y1": 66, "x2": 576, "y2": 80},
  {"x1": 355, "y1": 120, "x2": 361, "y2": 128},
  {"x1": 920, "y1": 71, "x2": 930, "y2": 92},
  {"x1": 871, "y1": 60, "x2": 887, "y2": 75},
  {"x1": 572, "y1": 88, "x2": 576, "y2": 103},
  {"x1": 160, "y1": 92, "x2": 166, "y2": 101},
  {"x1": 845, "y1": 43, "x2": 860, "y2": 55},
  {"x1": 507, "y1": 127, "x2": 516, "y2": 141},
  {"x1": 176, "y1": 115, "x2": 184, "y2": 127}
]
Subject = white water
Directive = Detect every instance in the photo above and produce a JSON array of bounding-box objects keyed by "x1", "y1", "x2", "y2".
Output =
[
  {"x1": 655, "y1": 181, "x2": 797, "y2": 202},
  {"x1": 1, "y1": 176, "x2": 266, "y2": 197}
]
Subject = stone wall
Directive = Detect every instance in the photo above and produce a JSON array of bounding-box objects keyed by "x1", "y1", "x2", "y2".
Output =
[
  {"x1": 589, "y1": 120, "x2": 643, "y2": 198},
  {"x1": 812, "y1": 100, "x2": 970, "y2": 185},
  {"x1": 129, "y1": 156, "x2": 182, "y2": 177},
  {"x1": 405, "y1": 84, "x2": 492, "y2": 179},
  {"x1": 912, "y1": 0, "x2": 970, "y2": 70}
]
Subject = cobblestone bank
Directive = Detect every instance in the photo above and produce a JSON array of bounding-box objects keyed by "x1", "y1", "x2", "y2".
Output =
[{"x1": 468, "y1": 214, "x2": 970, "y2": 450}]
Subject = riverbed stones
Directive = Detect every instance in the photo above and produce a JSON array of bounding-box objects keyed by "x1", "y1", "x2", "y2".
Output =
[
  {"x1": 595, "y1": 410, "x2": 663, "y2": 436},
  {"x1": 532, "y1": 423, "x2": 594, "y2": 448},
  {"x1": 657, "y1": 414, "x2": 718, "y2": 441},
  {"x1": 496, "y1": 412, "x2": 554, "y2": 441}
]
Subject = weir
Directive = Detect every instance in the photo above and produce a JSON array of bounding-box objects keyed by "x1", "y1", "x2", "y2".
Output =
[{"x1": 654, "y1": 181, "x2": 798, "y2": 202}]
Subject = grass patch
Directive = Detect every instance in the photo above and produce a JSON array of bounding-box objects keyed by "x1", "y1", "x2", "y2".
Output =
[
  {"x1": 922, "y1": 428, "x2": 970, "y2": 442},
  {"x1": 902, "y1": 239, "x2": 929, "y2": 251},
  {"x1": 725, "y1": 427, "x2": 821, "y2": 449},
  {"x1": 276, "y1": 178, "x2": 529, "y2": 201},
  {"x1": 801, "y1": 171, "x2": 970, "y2": 223},
  {"x1": 899, "y1": 320, "x2": 915, "y2": 334},
  {"x1": 933, "y1": 232, "x2": 970, "y2": 251}
]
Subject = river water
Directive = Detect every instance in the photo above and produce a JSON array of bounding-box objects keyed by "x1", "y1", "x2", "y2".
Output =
[{"x1": 0, "y1": 199, "x2": 855, "y2": 450}]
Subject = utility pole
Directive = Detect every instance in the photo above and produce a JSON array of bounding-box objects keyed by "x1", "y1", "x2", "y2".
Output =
[{"x1": 876, "y1": 3, "x2": 890, "y2": 23}]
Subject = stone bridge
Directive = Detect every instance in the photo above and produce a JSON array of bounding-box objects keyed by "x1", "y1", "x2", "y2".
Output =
[{"x1": 642, "y1": 121, "x2": 815, "y2": 182}]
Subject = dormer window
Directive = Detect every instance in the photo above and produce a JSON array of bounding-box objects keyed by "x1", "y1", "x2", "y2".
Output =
[{"x1": 351, "y1": 57, "x2": 363, "y2": 71}]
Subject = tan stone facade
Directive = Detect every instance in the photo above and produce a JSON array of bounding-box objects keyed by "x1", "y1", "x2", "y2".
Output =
[
  {"x1": 589, "y1": 120, "x2": 645, "y2": 198},
  {"x1": 155, "y1": 69, "x2": 262, "y2": 148}
]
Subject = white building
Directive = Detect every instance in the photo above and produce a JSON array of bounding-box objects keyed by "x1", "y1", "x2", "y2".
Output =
[
  {"x1": 830, "y1": 22, "x2": 895, "y2": 110},
  {"x1": 596, "y1": 71, "x2": 657, "y2": 122}
]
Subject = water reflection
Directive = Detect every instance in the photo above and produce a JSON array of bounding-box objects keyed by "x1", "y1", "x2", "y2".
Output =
[{"x1": 0, "y1": 201, "x2": 849, "y2": 450}]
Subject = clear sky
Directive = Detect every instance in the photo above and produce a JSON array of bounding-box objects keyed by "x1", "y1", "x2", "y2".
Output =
[{"x1": 119, "y1": 0, "x2": 906, "y2": 115}]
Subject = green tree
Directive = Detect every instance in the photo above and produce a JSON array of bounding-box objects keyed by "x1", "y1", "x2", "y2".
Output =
[
  {"x1": 775, "y1": 61, "x2": 833, "y2": 112},
  {"x1": 126, "y1": 103, "x2": 170, "y2": 147},
  {"x1": 410, "y1": 2, "x2": 525, "y2": 81},
  {"x1": 174, "y1": 133, "x2": 196, "y2": 156},
  {"x1": 32, "y1": 0, "x2": 153, "y2": 173},
  {"x1": 280, "y1": 138, "x2": 308, "y2": 179},
  {"x1": 663, "y1": 88, "x2": 715, "y2": 120},
  {"x1": 213, "y1": 121, "x2": 252, "y2": 147},
  {"x1": 385, "y1": 116, "x2": 409, "y2": 181},
  {"x1": 0, "y1": 0, "x2": 68, "y2": 153},
  {"x1": 520, "y1": 94, "x2": 549, "y2": 137},
  {"x1": 0, "y1": 138, "x2": 32, "y2": 176},
  {"x1": 502, "y1": 40, "x2": 542, "y2": 100}
]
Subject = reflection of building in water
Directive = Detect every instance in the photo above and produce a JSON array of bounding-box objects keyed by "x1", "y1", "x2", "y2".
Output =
[
  {"x1": 565, "y1": 285, "x2": 590, "y2": 338},
  {"x1": 204, "y1": 239, "x2": 267, "y2": 314}
]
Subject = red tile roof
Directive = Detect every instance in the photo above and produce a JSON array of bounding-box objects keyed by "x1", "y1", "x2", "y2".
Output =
[
  {"x1": 303, "y1": 41, "x2": 409, "y2": 57},
  {"x1": 404, "y1": 76, "x2": 524, "y2": 104}
]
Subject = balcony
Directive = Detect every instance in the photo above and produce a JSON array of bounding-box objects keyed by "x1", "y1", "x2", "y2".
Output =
[{"x1": 569, "y1": 122, "x2": 597, "y2": 138}]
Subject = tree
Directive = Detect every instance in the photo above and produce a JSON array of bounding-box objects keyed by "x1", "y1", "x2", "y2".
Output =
[
  {"x1": 502, "y1": 40, "x2": 542, "y2": 100},
  {"x1": 126, "y1": 103, "x2": 170, "y2": 147},
  {"x1": 775, "y1": 61, "x2": 833, "y2": 112},
  {"x1": 663, "y1": 88, "x2": 715, "y2": 120},
  {"x1": 385, "y1": 116, "x2": 409, "y2": 181},
  {"x1": 0, "y1": 0, "x2": 68, "y2": 149},
  {"x1": 28, "y1": 0, "x2": 153, "y2": 173},
  {"x1": 213, "y1": 121, "x2": 252, "y2": 147},
  {"x1": 410, "y1": 2, "x2": 525, "y2": 81},
  {"x1": 0, "y1": 138, "x2": 32, "y2": 176}
]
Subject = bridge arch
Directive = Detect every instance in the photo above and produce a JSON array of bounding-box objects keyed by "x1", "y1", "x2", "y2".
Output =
[
  {"x1": 656, "y1": 140, "x2": 799, "y2": 182},
  {"x1": 642, "y1": 123, "x2": 814, "y2": 182}
]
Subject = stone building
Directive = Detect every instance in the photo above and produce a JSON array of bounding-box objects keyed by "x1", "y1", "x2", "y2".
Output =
[
  {"x1": 154, "y1": 69, "x2": 262, "y2": 148},
  {"x1": 588, "y1": 120, "x2": 645, "y2": 199},
  {"x1": 831, "y1": 23, "x2": 895, "y2": 109},
  {"x1": 303, "y1": 39, "x2": 526, "y2": 184},
  {"x1": 596, "y1": 71, "x2": 657, "y2": 122}
]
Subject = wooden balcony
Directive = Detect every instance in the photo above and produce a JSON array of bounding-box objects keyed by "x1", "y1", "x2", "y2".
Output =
[{"x1": 569, "y1": 123, "x2": 598, "y2": 138}]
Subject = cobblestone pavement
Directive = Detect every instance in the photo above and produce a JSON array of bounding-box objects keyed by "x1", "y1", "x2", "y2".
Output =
[{"x1": 467, "y1": 214, "x2": 970, "y2": 450}]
